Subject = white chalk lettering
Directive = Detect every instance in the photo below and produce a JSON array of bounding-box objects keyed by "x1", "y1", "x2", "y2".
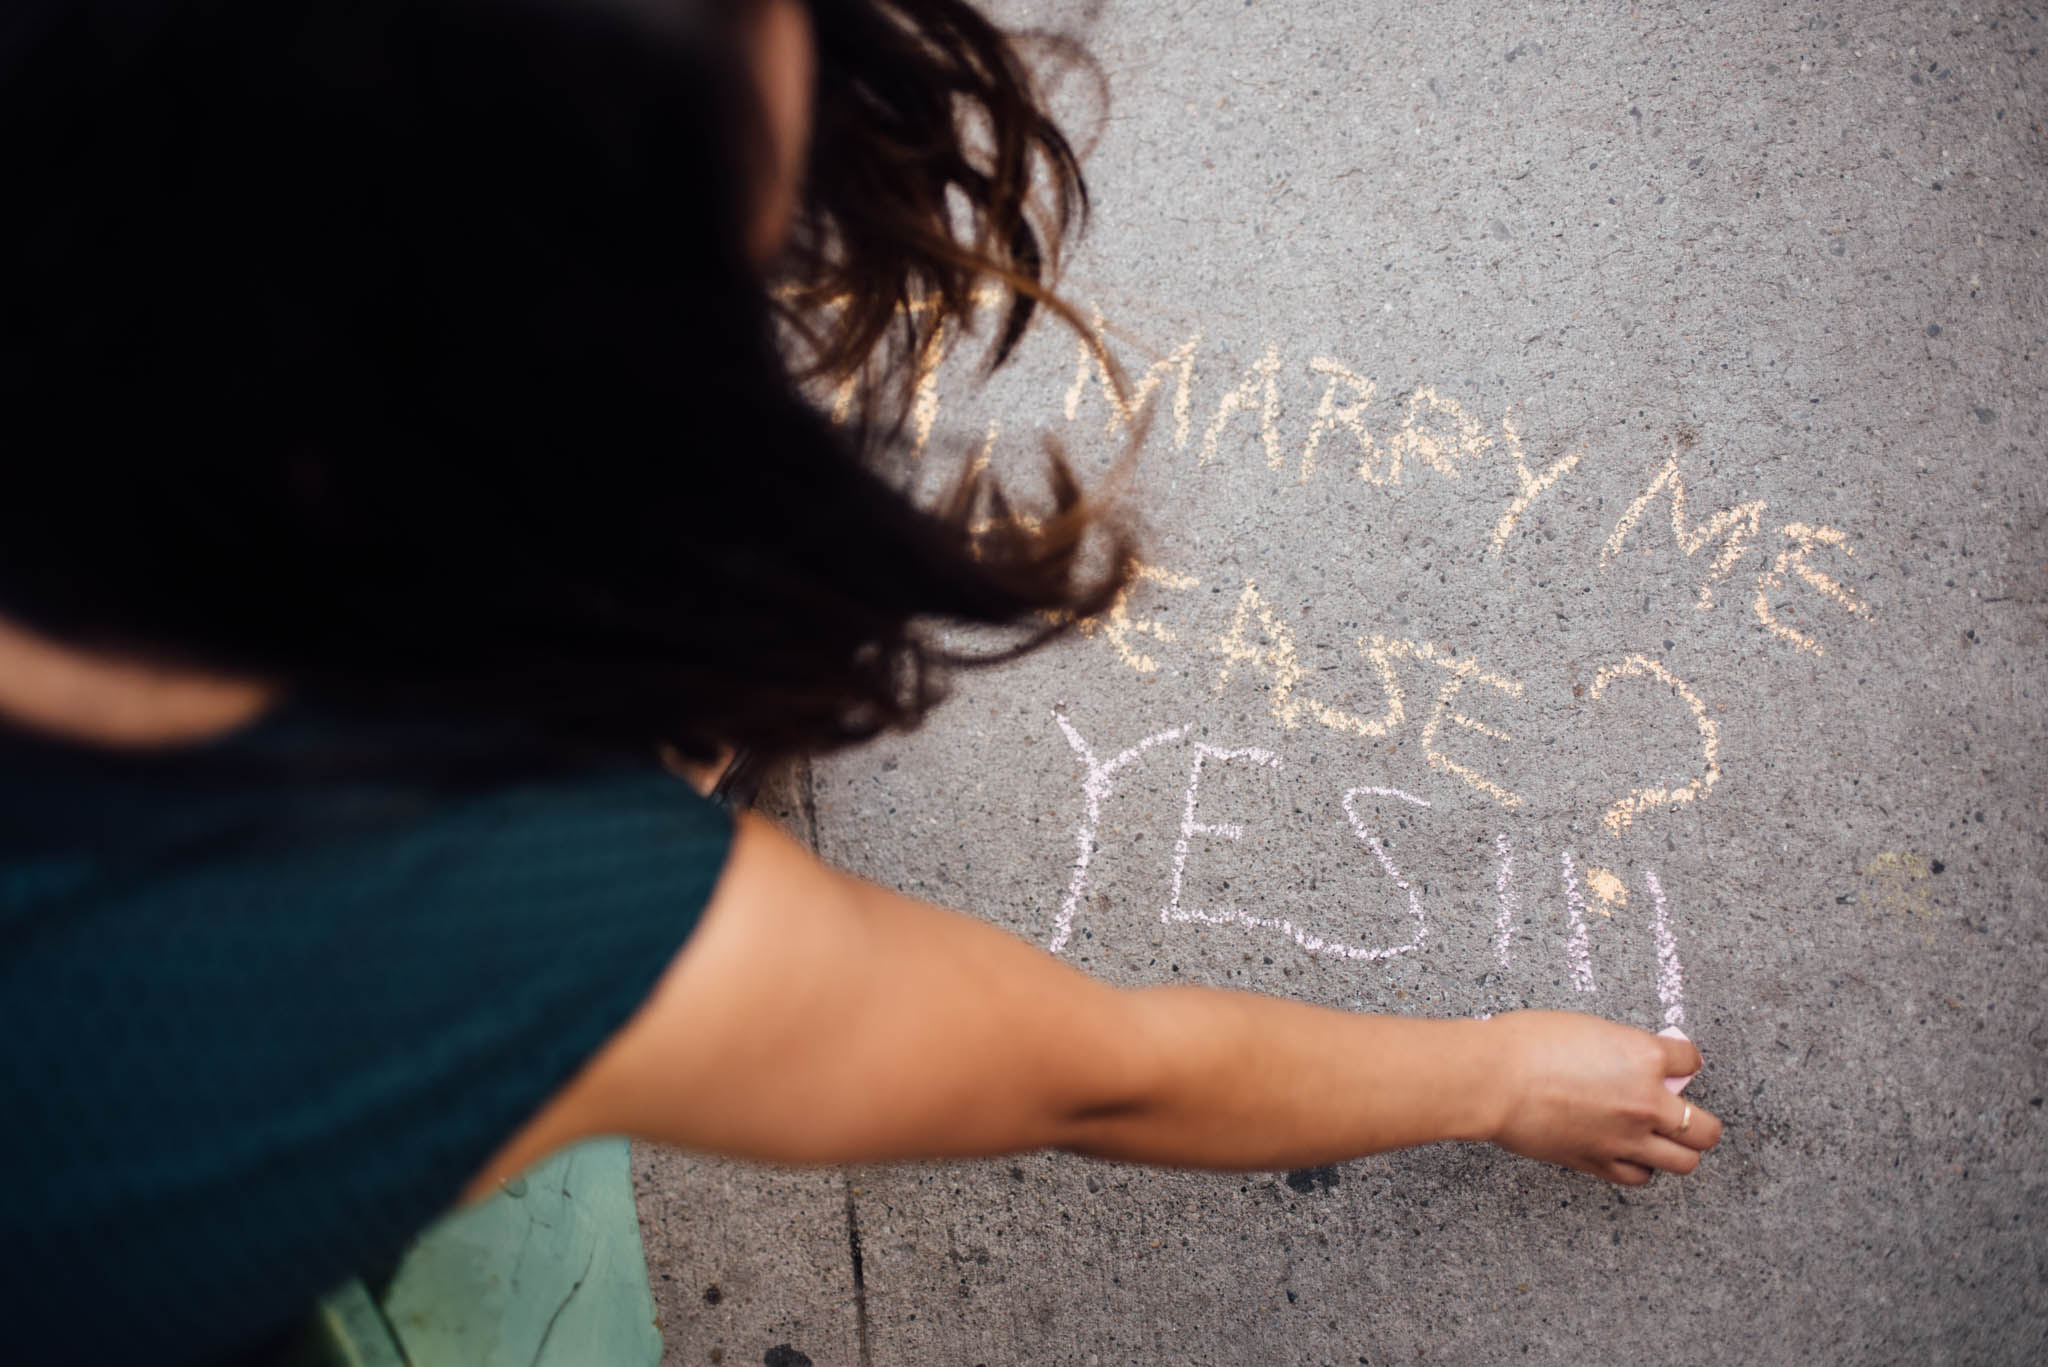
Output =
[
  {"x1": 1560, "y1": 850, "x2": 1597, "y2": 994},
  {"x1": 1163, "y1": 742, "x2": 1282, "y2": 926},
  {"x1": 1493, "y1": 833, "x2": 1518, "y2": 968},
  {"x1": 1646, "y1": 868, "x2": 1685, "y2": 1029},
  {"x1": 1048, "y1": 711, "x2": 1191, "y2": 955}
]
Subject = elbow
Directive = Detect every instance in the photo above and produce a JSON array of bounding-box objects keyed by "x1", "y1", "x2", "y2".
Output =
[{"x1": 1042, "y1": 986, "x2": 1180, "y2": 1153}]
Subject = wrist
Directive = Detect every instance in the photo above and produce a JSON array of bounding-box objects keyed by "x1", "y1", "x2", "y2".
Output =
[{"x1": 1448, "y1": 1016, "x2": 1512, "y2": 1144}]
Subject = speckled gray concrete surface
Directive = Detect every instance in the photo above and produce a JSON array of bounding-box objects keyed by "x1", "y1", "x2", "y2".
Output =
[{"x1": 639, "y1": 2, "x2": 2047, "y2": 1363}]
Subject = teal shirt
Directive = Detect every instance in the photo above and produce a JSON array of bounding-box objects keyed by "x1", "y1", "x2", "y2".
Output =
[{"x1": 0, "y1": 709, "x2": 733, "y2": 1364}]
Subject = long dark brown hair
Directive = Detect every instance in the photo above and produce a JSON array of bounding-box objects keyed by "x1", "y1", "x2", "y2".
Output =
[
  {"x1": 0, "y1": 0, "x2": 1133, "y2": 772},
  {"x1": 784, "y1": 0, "x2": 1099, "y2": 443}
]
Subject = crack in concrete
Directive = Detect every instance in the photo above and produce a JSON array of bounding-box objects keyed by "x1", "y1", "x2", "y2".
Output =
[
  {"x1": 841, "y1": 1174, "x2": 873, "y2": 1367},
  {"x1": 527, "y1": 1243, "x2": 597, "y2": 1367}
]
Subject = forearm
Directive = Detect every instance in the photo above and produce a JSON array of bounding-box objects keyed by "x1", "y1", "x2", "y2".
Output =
[{"x1": 1051, "y1": 986, "x2": 1503, "y2": 1171}]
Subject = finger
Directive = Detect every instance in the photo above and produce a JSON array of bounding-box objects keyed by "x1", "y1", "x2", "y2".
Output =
[
  {"x1": 1657, "y1": 1031, "x2": 1703, "y2": 1079},
  {"x1": 1602, "y1": 1158, "x2": 1654, "y2": 1186},
  {"x1": 1633, "y1": 1135, "x2": 1702, "y2": 1175},
  {"x1": 1661, "y1": 1096, "x2": 1723, "y2": 1151}
]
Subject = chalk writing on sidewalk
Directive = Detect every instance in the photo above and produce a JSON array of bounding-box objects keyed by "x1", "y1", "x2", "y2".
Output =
[
  {"x1": 1057, "y1": 561, "x2": 1721, "y2": 829},
  {"x1": 1045, "y1": 711, "x2": 1689, "y2": 1029},
  {"x1": 912, "y1": 302, "x2": 1876, "y2": 657}
]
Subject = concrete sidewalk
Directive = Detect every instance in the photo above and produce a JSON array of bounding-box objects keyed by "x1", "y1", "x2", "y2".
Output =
[{"x1": 638, "y1": 3, "x2": 2047, "y2": 1363}]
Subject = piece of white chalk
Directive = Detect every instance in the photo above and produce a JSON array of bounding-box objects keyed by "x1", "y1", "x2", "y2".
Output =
[{"x1": 1658, "y1": 1025, "x2": 1698, "y2": 1094}]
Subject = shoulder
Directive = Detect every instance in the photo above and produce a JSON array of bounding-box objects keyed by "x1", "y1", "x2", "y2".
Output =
[{"x1": 459, "y1": 809, "x2": 832, "y2": 1196}]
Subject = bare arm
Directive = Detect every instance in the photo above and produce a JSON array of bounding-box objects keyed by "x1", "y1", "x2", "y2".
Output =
[{"x1": 464, "y1": 814, "x2": 1718, "y2": 1199}]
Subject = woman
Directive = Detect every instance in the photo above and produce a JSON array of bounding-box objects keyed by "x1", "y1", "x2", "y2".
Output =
[{"x1": 0, "y1": 0, "x2": 1719, "y2": 1361}]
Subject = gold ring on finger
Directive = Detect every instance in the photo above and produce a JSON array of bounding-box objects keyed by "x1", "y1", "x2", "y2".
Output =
[{"x1": 1676, "y1": 1103, "x2": 1693, "y2": 1135}]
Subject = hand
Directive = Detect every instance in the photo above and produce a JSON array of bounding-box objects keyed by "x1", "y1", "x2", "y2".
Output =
[{"x1": 1480, "y1": 1011, "x2": 1721, "y2": 1185}]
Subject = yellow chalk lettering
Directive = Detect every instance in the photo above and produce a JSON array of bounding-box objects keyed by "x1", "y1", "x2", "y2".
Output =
[
  {"x1": 829, "y1": 373, "x2": 859, "y2": 425},
  {"x1": 1489, "y1": 415, "x2": 1585, "y2": 553},
  {"x1": 1414, "y1": 645, "x2": 1525, "y2": 809},
  {"x1": 1214, "y1": 579, "x2": 1311, "y2": 725},
  {"x1": 1585, "y1": 866, "x2": 1628, "y2": 914},
  {"x1": 818, "y1": 289, "x2": 993, "y2": 430},
  {"x1": 1311, "y1": 635, "x2": 1406, "y2": 740},
  {"x1": 906, "y1": 326, "x2": 947, "y2": 459},
  {"x1": 969, "y1": 417, "x2": 1000, "y2": 477},
  {"x1": 1388, "y1": 387, "x2": 1489, "y2": 481},
  {"x1": 1588, "y1": 657, "x2": 1722, "y2": 834},
  {"x1": 1349, "y1": 636, "x2": 1521, "y2": 806},
  {"x1": 1299, "y1": 358, "x2": 1381, "y2": 485},
  {"x1": 1066, "y1": 561, "x2": 1198, "y2": 674},
  {"x1": 1600, "y1": 452, "x2": 1766, "y2": 608},
  {"x1": 1197, "y1": 344, "x2": 1285, "y2": 469},
  {"x1": 1063, "y1": 307, "x2": 1203, "y2": 451},
  {"x1": 1753, "y1": 523, "x2": 1872, "y2": 655}
]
